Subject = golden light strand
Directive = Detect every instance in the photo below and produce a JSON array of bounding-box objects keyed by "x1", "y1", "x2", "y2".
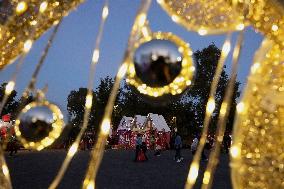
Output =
[
  {"x1": 82, "y1": 1, "x2": 152, "y2": 189},
  {"x1": 48, "y1": 2, "x2": 109, "y2": 189},
  {"x1": 231, "y1": 38, "x2": 284, "y2": 189},
  {"x1": 184, "y1": 34, "x2": 232, "y2": 189},
  {"x1": 201, "y1": 30, "x2": 244, "y2": 189}
]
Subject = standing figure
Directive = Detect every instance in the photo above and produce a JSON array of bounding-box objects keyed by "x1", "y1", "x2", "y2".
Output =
[
  {"x1": 134, "y1": 133, "x2": 142, "y2": 161},
  {"x1": 174, "y1": 133, "x2": 183, "y2": 162},
  {"x1": 154, "y1": 135, "x2": 162, "y2": 156}
]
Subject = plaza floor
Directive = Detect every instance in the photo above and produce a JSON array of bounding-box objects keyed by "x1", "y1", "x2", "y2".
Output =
[{"x1": 5, "y1": 150, "x2": 232, "y2": 189}]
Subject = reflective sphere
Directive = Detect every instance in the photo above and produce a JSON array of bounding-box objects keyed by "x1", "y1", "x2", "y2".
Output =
[
  {"x1": 134, "y1": 39, "x2": 182, "y2": 88},
  {"x1": 15, "y1": 101, "x2": 64, "y2": 150}
]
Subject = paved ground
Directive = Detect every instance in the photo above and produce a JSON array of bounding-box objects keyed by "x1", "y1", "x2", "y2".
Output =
[{"x1": 5, "y1": 150, "x2": 232, "y2": 189}]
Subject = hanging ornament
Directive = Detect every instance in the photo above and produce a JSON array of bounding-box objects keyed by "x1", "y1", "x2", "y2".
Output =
[
  {"x1": 0, "y1": 0, "x2": 85, "y2": 69},
  {"x1": 14, "y1": 100, "x2": 64, "y2": 151},
  {"x1": 231, "y1": 39, "x2": 284, "y2": 189},
  {"x1": 126, "y1": 31, "x2": 195, "y2": 102},
  {"x1": 228, "y1": 0, "x2": 284, "y2": 47},
  {"x1": 157, "y1": 0, "x2": 246, "y2": 35}
]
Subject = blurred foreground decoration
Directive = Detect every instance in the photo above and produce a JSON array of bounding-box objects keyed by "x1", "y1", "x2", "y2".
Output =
[
  {"x1": 0, "y1": 0, "x2": 85, "y2": 69},
  {"x1": 231, "y1": 39, "x2": 284, "y2": 189}
]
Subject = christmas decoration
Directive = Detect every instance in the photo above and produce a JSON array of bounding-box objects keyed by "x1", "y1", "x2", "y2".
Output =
[
  {"x1": 231, "y1": 39, "x2": 284, "y2": 189},
  {"x1": 0, "y1": 0, "x2": 84, "y2": 69},
  {"x1": 126, "y1": 32, "x2": 195, "y2": 99},
  {"x1": 14, "y1": 101, "x2": 64, "y2": 151},
  {"x1": 157, "y1": 0, "x2": 246, "y2": 35}
]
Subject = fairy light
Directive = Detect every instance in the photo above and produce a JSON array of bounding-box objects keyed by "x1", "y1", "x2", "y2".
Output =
[
  {"x1": 230, "y1": 145, "x2": 241, "y2": 159},
  {"x1": 222, "y1": 41, "x2": 231, "y2": 55},
  {"x1": 101, "y1": 118, "x2": 111, "y2": 135},
  {"x1": 16, "y1": 1, "x2": 28, "y2": 15},
  {"x1": 198, "y1": 28, "x2": 208, "y2": 36},
  {"x1": 236, "y1": 23, "x2": 245, "y2": 31},
  {"x1": 236, "y1": 102, "x2": 245, "y2": 113},
  {"x1": 85, "y1": 94, "x2": 93, "y2": 109},
  {"x1": 86, "y1": 181, "x2": 95, "y2": 189},
  {"x1": 206, "y1": 98, "x2": 215, "y2": 114},
  {"x1": 23, "y1": 40, "x2": 33, "y2": 53},
  {"x1": 102, "y1": 5, "x2": 109, "y2": 19},
  {"x1": 39, "y1": 1, "x2": 48, "y2": 13},
  {"x1": 203, "y1": 171, "x2": 211, "y2": 185},
  {"x1": 220, "y1": 102, "x2": 228, "y2": 116},
  {"x1": 2, "y1": 164, "x2": 9, "y2": 177},
  {"x1": 272, "y1": 24, "x2": 279, "y2": 32},
  {"x1": 251, "y1": 62, "x2": 260, "y2": 74},
  {"x1": 138, "y1": 13, "x2": 146, "y2": 27},
  {"x1": 117, "y1": 63, "x2": 128, "y2": 79},
  {"x1": 5, "y1": 81, "x2": 15, "y2": 95},
  {"x1": 92, "y1": 49, "x2": 100, "y2": 64},
  {"x1": 187, "y1": 163, "x2": 199, "y2": 184},
  {"x1": 68, "y1": 144, "x2": 78, "y2": 157}
]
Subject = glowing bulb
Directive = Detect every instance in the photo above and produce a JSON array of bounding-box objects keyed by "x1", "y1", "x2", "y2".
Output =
[
  {"x1": 86, "y1": 181, "x2": 94, "y2": 189},
  {"x1": 272, "y1": 24, "x2": 278, "y2": 32},
  {"x1": 198, "y1": 28, "x2": 207, "y2": 36},
  {"x1": 236, "y1": 23, "x2": 245, "y2": 31},
  {"x1": 68, "y1": 143, "x2": 78, "y2": 157},
  {"x1": 203, "y1": 171, "x2": 211, "y2": 184},
  {"x1": 251, "y1": 62, "x2": 260, "y2": 74},
  {"x1": 187, "y1": 163, "x2": 199, "y2": 184},
  {"x1": 23, "y1": 39, "x2": 33, "y2": 53},
  {"x1": 16, "y1": 2, "x2": 28, "y2": 15},
  {"x1": 222, "y1": 41, "x2": 231, "y2": 55},
  {"x1": 102, "y1": 6, "x2": 109, "y2": 19},
  {"x1": 85, "y1": 94, "x2": 93, "y2": 109},
  {"x1": 101, "y1": 118, "x2": 110, "y2": 135},
  {"x1": 117, "y1": 63, "x2": 128, "y2": 79},
  {"x1": 30, "y1": 20, "x2": 37, "y2": 26},
  {"x1": 5, "y1": 81, "x2": 15, "y2": 95},
  {"x1": 230, "y1": 145, "x2": 240, "y2": 158},
  {"x1": 137, "y1": 14, "x2": 146, "y2": 27},
  {"x1": 92, "y1": 49, "x2": 100, "y2": 63},
  {"x1": 171, "y1": 15, "x2": 179, "y2": 22},
  {"x1": 236, "y1": 102, "x2": 245, "y2": 113},
  {"x1": 39, "y1": 1, "x2": 48, "y2": 13},
  {"x1": 220, "y1": 102, "x2": 228, "y2": 116},
  {"x1": 2, "y1": 165, "x2": 9, "y2": 176},
  {"x1": 206, "y1": 98, "x2": 215, "y2": 114},
  {"x1": 156, "y1": 0, "x2": 163, "y2": 4}
]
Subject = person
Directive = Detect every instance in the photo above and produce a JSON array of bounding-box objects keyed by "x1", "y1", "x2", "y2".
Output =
[
  {"x1": 191, "y1": 136, "x2": 208, "y2": 161},
  {"x1": 134, "y1": 133, "x2": 142, "y2": 161},
  {"x1": 154, "y1": 135, "x2": 162, "y2": 156},
  {"x1": 141, "y1": 141, "x2": 148, "y2": 160},
  {"x1": 174, "y1": 133, "x2": 183, "y2": 162},
  {"x1": 9, "y1": 135, "x2": 18, "y2": 156}
]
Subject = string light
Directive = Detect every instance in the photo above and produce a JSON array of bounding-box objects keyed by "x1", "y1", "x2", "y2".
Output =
[{"x1": 16, "y1": 1, "x2": 28, "y2": 15}]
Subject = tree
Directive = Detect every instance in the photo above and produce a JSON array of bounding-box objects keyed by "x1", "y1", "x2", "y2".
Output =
[{"x1": 0, "y1": 83, "x2": 18, "y2": 117}]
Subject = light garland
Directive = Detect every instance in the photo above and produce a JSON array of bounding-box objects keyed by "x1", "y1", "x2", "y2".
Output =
[
  {"x1": 157, "y1": 0, "x2": 246, "y2": 35},
  {"x1": 231, "y1": 39, "x2": 284, "y2": 189},
  {"x1": 0, "y1": 0, "x2": 85, "y2": 69}
]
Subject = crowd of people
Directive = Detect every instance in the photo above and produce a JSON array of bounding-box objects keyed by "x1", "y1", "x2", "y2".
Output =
[{"x1": 133, "y1": 132, "x2": 232, "y2": 163}]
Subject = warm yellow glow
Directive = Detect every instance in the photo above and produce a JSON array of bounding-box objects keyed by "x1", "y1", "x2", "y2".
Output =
[
  {"x1": 236, "y1": 102, "x2": 245, "y2": 113},
  {"x1": 251, "y1": 62, "x2": 260, "y2": 74},
  {"x1": 222, "y1": 41, "x2": 231, "y2": 55},
  {"x1": 117, "y1": 63, "x2": 128, "y2": 79},
  {"x1": 5, "y1": 81, "x2": 15, "y2": 95},
  {"x1": 203, "y1": 171, "x2": 211, "y2": 184},
  {"x1": 156, "y1": 0, "x2": 163, "y2": 4},
  {"x1": 39, "y1": 1, "x2": 48, "y2": 13},
  {"x1": 101, "y1": 118, "x2": 110, "y2": 135},
  {"x1": 137, "y1": 13, "x2": 146, "y2": 27},
  {"x1": 102, "y1": 6, "x2": 109, "y2": 19},
  {"x1": 30, "y1": 20, "x2": 37, "y2": 26},
  {"x1": 206, "y1": 98, "x2": 215, "y2": 114},
  {"x1": 236, "y1": 23, "x2": 245, "y2": 31},
  {"x1": 230, "y1": 145, "x2": 241, "y2": 158},
  {"x1": 86, "y1": 181, "x2": 95, "y2": 189},
  {"x1": 171, "y1": 15, "x2": 179, "y2": 22},
  {"x1": 85, "y1": 94, "x2": 93, "y2": 109},
  {"x1": 142, "y1": 26, "x2": 149, "y2": 37},
  {"x1": 198, "y1": 28, "x2": 207, "y2": 36},
  {"x1": 92, "y1": 49, "x2": 100, "y2": 63},
  {"x1": 220, "y1": 102, "x2": 228, "y2": 116},
  {"x1": 271, "y1": 24, "x2": 278, "y2": 32},
  {"x1": 68, "y1": 143, "x2": 78, "y2": 157},
  {"x1": 2, "y1": 164, "x2": 9, "y2": 176},
  {"x1": 16, "y1": 1, "x2": 28, "y2": 15},
  {"x1": 23, "y1": 39, "x2": 33, "y2": 53},
  {"x1": 187, "y1": 163, "x2": 199, "y2": 184}
]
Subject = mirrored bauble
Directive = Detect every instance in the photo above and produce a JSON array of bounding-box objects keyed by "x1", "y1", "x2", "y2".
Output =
[
  {"x1": 157, "y1": 0, "x2": 246, "y2": 35},
  {"x1": 0, "y1": 0, "x2": 84, "y2": 69},
  {"x1": 15, "y1": 101, "x2": 64, "y2": 150},
  {"x1": 126, "y1": 32, "x2": 195, "y2": 100},
  {"x1": 134, "y1": 39, "x2": 182, "y2": 87}
]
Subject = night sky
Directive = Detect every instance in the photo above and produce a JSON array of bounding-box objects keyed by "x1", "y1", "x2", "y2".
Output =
[{"x1": 0, "y1": 0, "x2": 264, "y2": 117}]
